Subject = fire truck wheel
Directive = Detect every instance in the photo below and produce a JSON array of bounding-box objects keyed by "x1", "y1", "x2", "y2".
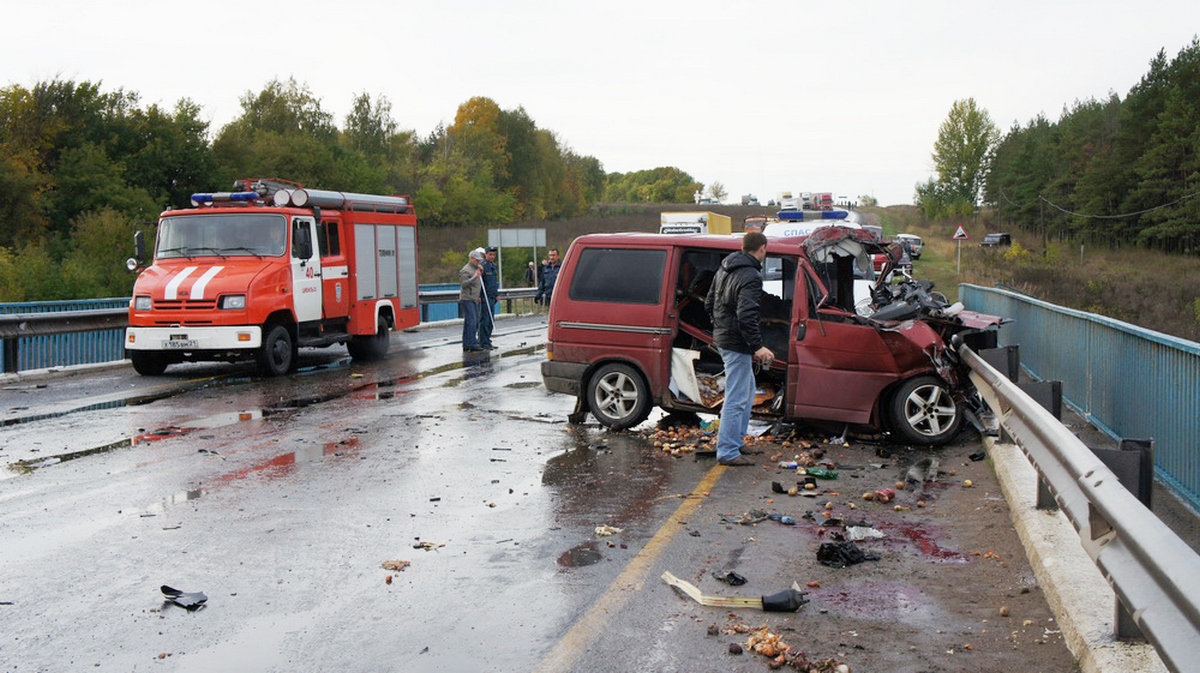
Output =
[
  {"x1": 258, "y1": 324, "x2": 295, "y2": 376},
  {"x1": 347, "y1": 323, "x2": 390, "y2": 361},
  {"x1": 129, "y1": 351, "x2": 170, "y2": 376},
  {"x1": 888, "y1": 376, "x2": 963, "y2": 445},
  {"x1": 586, "y1": 362, "x2": 651, "y2": 430}
]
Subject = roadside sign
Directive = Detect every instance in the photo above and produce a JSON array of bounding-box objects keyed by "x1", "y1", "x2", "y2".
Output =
[
  {"x1": 952, "y1": 225, "x2": 968, "y2": 274},
  {"x1": 488, "y1": 227, "x2": 547, "y2": 289}
]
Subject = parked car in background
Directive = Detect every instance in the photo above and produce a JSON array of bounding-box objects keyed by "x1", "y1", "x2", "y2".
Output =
[
  {"x1": 896, "y1": 233, "x2": 923, "y2": 259},
  {"x1": 980, "y1": 233, "x2": 1012, "y2": 248},
  {"x1": 872, "y1": 245, "x2": 912, "y2": 276}
]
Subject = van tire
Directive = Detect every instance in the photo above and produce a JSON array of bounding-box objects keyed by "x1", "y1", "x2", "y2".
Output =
[
  {"x1": 258, "y1": 324, "x2": 295, "y2": 376},
  {"x1": 348, "y1": 323, "x2": 390, "y2": 361},
  {"x1": 587, "y1": 363, "x2": 651, "y2": 430},
  {"x1": 888, "y1": 376, "x2": 962, "y2": 445}
]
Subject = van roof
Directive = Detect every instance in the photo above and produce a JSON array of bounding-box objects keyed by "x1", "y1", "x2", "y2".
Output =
[{"x1": 571, "y1": 225, "x2": 881, "y2": 255}]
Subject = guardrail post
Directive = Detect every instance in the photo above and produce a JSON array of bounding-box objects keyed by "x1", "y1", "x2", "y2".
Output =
[
  {"x1": 981, "y1": 346, "x2": 1022, "y2": 444},
  {"x1": 980, "y1": 345, "x2": 1020, "y2": 381},
  {"x1": 1017, "y1": 380, "x2": 1063, "y2": 511},
  {"x1": 1093, "y1": 438, "x2": 1154, "y2": 642},
  {"x1": 2, "y1": 337, "x2": 17, "y2": 373}
]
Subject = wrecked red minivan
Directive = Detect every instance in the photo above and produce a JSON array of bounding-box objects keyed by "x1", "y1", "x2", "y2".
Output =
[{"x1": 540, "y1": 226, "x2": 1004, "y2": 445}]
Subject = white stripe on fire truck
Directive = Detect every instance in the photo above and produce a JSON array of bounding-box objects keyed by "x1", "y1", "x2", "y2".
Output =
[
  {"x1": 164, "y1": 267, "x2": 198, "y2": 300},
  {"x1": 324, "y1": 265, "x2": 349, "y2": 278},
  {"x1": 190, "y1": 266, "x2": 224, "y2": 300}
]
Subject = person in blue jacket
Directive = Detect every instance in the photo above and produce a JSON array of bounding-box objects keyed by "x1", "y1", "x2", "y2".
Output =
[
  {"x1": 477, "y1": 247, "x2": 499, "y2": 350},
  {"x1": 542, "y1": 248, "x2": 562, "y2": 305}
]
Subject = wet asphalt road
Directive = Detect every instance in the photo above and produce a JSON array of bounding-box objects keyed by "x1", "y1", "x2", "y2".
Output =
[{"x1": 0, "y1": 315, "x2": 1078, "y2": 672}]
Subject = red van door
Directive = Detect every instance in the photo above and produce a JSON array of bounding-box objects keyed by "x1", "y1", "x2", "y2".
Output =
[{"x1": 787, "y1": 265, "x2": 900, "y2": 425}]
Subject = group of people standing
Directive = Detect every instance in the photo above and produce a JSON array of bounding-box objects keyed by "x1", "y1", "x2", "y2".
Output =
[
  {"x1": 459, "y1": 246, "x2": 561, "y2": 352},
  {"x1": 459, "y1": 246, "x2": 499, "y2": 352}
]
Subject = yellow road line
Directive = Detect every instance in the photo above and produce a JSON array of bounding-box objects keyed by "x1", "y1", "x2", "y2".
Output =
[{"x1": 531, "y1": 464, "x2": 727, "y2": 673}]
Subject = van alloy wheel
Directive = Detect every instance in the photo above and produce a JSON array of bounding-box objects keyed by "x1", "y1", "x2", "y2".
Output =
[
  {"x1": 889, "y1": 376, "x2": 963, "y2": 445},
  {"x1": 586, "y1": 363, "x2": 651, "y2": 430}
]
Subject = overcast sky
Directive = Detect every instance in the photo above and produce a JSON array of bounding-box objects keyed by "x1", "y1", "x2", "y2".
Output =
[{"x1": 3, "y1": 1, "x2": 1197, "y2": 207}]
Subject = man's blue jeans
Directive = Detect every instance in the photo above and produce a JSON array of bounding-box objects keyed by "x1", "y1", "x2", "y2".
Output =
[
  {"x1": 460, "y1": 300, "x2": 480, "y2": 350},
  {"x1": 477, "y1": 300, "x2": 496, "y2": 347},
  {"x1": 716, "y1": 348, "x2": 754, "y2": 462}
]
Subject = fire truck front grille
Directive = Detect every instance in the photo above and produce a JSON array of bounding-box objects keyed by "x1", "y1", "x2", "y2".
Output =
[
  {"x1": 154, "y1": 299, "x2": 217, "y2": 310},
  {"x1": 150, "y1": 299, "x2": 219, "y2": 325}
]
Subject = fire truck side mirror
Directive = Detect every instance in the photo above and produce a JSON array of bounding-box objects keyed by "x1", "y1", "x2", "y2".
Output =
[
  {"x1": 292, "y1": 220, "x2": 314, "y2": 261},
  {"x1": 127, "y1": 231, "x2": 146, "y2": 272}
]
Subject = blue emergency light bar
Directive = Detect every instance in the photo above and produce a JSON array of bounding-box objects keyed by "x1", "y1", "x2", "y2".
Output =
[
  {"x1": 776, "y1": 209, "x2": 850, "y2": 221},
  {"x1": 190, "y1": 191, "x2": 259, "y2": 207}
]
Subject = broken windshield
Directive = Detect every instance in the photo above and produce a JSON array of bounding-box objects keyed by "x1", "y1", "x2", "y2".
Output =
[{"x1": 156, "y1": 213, "x2": 287, "y2": 260}]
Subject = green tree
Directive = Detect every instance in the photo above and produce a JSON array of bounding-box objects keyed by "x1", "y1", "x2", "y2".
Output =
[
  {"x1": 60, "y1": 208, "x2": 144, "y2": 298},
  {"x1": 213, "y1": 78, "x2": 341, "y2": 188},
  {"x1": 339, "y1": 92, "x2": 420, "y2": 196},
  {"x1": 122, "y1": 100, "x2": 217, "y2": 208},
  {"x1": 920, "y1": 98, "x2": 998, "y2": 218},
  {"x1": 603, "y1": 167, "x2": 702, "y2": 203}
]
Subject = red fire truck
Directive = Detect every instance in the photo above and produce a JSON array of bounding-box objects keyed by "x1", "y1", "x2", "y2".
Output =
[{"x1": 125, "y1": 179, "x2": 419, "y2": 376}]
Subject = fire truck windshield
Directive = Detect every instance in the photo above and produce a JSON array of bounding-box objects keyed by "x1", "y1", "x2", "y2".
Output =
[{"x1": 157, "y1": 213, "x2": 288, "y2": 259}]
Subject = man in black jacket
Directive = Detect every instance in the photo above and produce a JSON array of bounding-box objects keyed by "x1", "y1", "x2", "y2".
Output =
[{"x1": 705, "y1": 231, "x2": 775, "y2": 465}]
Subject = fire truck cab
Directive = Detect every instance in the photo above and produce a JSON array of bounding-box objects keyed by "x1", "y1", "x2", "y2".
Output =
[{"x1": 125, "y1": 179, "x2": 419, "y2": 376}]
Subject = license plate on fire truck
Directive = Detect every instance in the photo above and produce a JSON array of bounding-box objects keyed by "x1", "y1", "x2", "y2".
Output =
[{"x1": 162, "y1": 338, "x2": 198, "y2": 349}]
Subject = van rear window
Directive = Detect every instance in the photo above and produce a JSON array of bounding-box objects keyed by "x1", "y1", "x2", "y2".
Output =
[{"x1": 569, "y1": 248, "x2": 666, "y2": 304}]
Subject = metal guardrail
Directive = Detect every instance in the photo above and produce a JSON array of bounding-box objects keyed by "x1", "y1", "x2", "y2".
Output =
[
  {"x1": 962, "y1": 345, "x2": 1200, "y2": 673},
  {"x1": 0, "y1": 288, "x2": 541, "y2": 374}
]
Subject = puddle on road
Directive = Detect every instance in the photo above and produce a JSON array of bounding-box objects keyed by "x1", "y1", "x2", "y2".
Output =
[
  {"x1": 2, "y1": 391, "x2": 175, "y2": 428},
  {"x1": 140, "y1": 436, "x2": 363, "y2": 513},
  {"x1": 8, "y1": 375, "x2": 416, "y2": 475},
  {"x1": 557, "y1": 541, "x2": 603, "y2": 567}
]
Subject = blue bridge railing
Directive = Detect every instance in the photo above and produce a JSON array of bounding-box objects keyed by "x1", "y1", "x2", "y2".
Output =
[
  {"x1": 1, "y1": 286, "x2": 538, "y2": 375},
  {"x1": 0, "y1": 298, "x2": 130, "y2": 373},
  {"x1": 961, "y1": 283, "x2": 1200, "y2": 512}
]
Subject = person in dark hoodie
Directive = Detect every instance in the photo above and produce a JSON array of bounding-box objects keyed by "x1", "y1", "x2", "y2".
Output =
[{"x1": 704, "y1": 231, "x2": 775, "y2": 465}]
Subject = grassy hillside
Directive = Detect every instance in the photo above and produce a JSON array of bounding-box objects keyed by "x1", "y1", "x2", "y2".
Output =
[
  {"x1": 421, "y1": 203, "x2": 1200, "y2": 343},
  {"x1": 867, "y1": 206, "x2": 1200, "y2": 342}
]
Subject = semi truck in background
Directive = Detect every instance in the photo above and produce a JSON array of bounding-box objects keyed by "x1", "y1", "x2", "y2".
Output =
[
  {"x1": 659, "y1": 211, "x2": 733, "y2": 235},
  {"x1": 125, "y1": 178, "x2": 420, "y2": 377}
]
